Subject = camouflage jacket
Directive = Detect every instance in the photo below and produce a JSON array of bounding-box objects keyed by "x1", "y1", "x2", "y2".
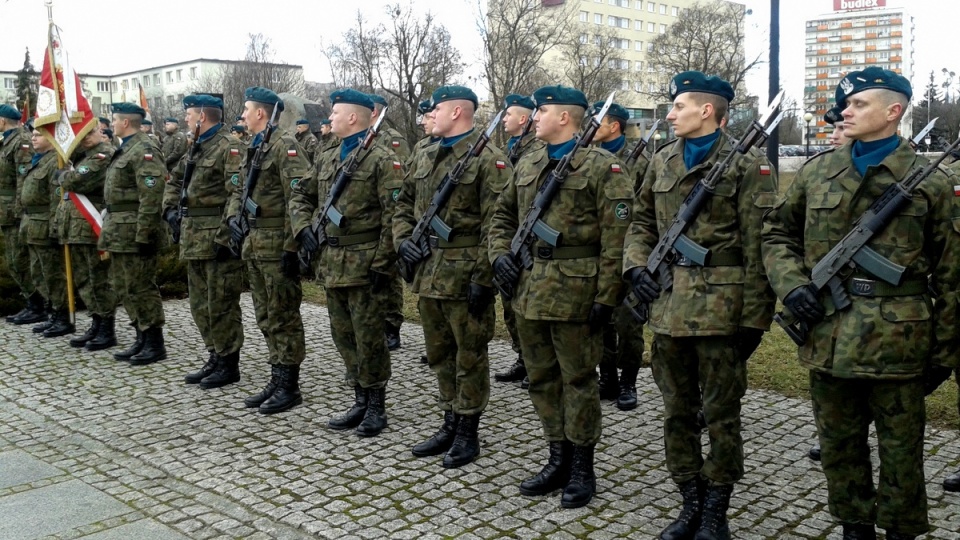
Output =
[
  {"x1": 18, "y1": 152, "x2": 60, "y2": 245},
  {"x1": 763, "y1": 139, "x2": 960, "y2": 377},
  {"x1": 488, "y1": 144, "x2": 632, "y2": 321},
  {"x1": 162, "y1": 124, "x2": 243, "y2": 260},
  {"x1": 162, "y1": 130, "x2": 189, "y2": 171},
  {"x1": 377, "y1": 126, "x2": 411, "y2": 164},
  {"x1": 506, "y1": 131, "x2": 544, "y2": 166},
  {"x1": 623, "y1": 132, "x2": 778, "y2": 336},
  {"x1": 56, "y1": 142, "x2": 115, "y2": 245},
  {"x1": 319, "y1": 133, "x2": 340, "y2": 155},
  {"x1": 225, "y1": 131, "x2": 310, "y2": 261},
  {"x1": 0, "y1": 127, "x2": 33, "y2": 226},
  {"x1": 295, "y1": 130, "x2": 320, "y2": 165},
  {"x1": 289, "y1": 134, "x2": 404, "y2": 288},
  {"x1": 606, "y1": 140, "x2": 650, "y2": 193},
  {"x1": 392, "y1": 130, "x2": 511, "y2": 300},
  {"x1": 99, "y1": 131, "x2": 167, "y2": 253}
]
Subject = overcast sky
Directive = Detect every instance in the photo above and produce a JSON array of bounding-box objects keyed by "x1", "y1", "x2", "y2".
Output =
[{"x1": 0, "y1": 0, "x2": 954, "y2": 107}]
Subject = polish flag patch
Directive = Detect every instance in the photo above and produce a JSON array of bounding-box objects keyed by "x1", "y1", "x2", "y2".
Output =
[
  {"x1": 144, "y1": 153, "x2": 154, "y2": 161},
  {"x1": 611, "y1": 164, "x2": 622, "y2": 173},
  {"x1": 393, "y1": 161, "x2": 402, "y2": 169},
  {"x1": 954, "y1": 185, "x2": 960, "y2": 197},
  {"x1": 759, "y1": 165, "x2": 771, "y2": 175},
  {"x1": 496, "y1": 160, "x2": 506, "y2": 169},
  {"x1": 95, "y1": 153, "x2": 107, "y2": 160},
  {"x1": 392, "y1": 141, "x2": 400, "y2": 148},
  {"x1": 287, "y1": 149, "x2": 298, "y2": 157},
  {"x1": 230, "y1": 148, "x2": 240, "y2": 156},
  {"x1": 21, "y1": 144, "x2": 30, "y2": 150}
]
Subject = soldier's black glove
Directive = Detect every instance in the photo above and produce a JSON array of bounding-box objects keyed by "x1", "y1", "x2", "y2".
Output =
[
  {"x1": 587, "y1": 303, "x2": 614, "y2": 334},
  {"x1": 397, "y1": 239, "x2": 425, "y2": 265},
  {"x1": 137, "y1": 242, "x2": 157, "y2": 257},
  {"x1": 923, "y1": 364, "x2": 954, "y2": 396},
  {"x1": 493, "y1": 254, "x2": 520, "y2": 286},
  {"x1": 227, "y1": 216, "x2": 246, "y2": 245},
  {"x1": 736, "y1": 327, "x2": 764, "y2": 362},
  {"x1": 163, "y1": 209, "x2": 182, "y2": 242},
  {"x1": 467, "y1": 283, "x2": 494, "y2": 318},
  {"x1": 626, "y1": 267, "x2": 661, "y2": 304},
  {"x1": 297, "y1": 227, "x2": 320, "y2": 255},
  {"x1": 280, "y1": 251, "x2": 300, "y2": 280},
  {"x1": 369, "y1": 270, "x2": 390, "y2": 293},
  {"x1": 783, "y1": 284, "x2": 825, "y2": 325},
  {"x1": 214, "y1": 243, "x2": 239, "y2": 261}
]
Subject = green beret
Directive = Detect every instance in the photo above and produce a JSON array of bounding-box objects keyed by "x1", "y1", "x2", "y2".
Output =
[
  {"x1": 824, "y1": 106, "x2": 843, "y2": 125},
  {"x1": 182, "y1": 94, "x2": 223, "y2": 110},
  {"x1": 431, "y1": 85, "x2": 478, "y2": 109},
  {"x1": 504, "y1": 94, "x2": 535, "y2": 110},
  {"x1": 230, "y1": 125, "x2": 245, "y2": 133},
  {"x1": 330, "y1": 89, "x2": 374, "y2": 111},
  {"x1": 0, "y1": 104, "x2": 20, "y2": 121},
  {"x1": 243, "y1": 86, "x2": 284, "y2": 111},
  {"x1": 589, "y1": 101, "x2": 629, "y2": 121},
  {"x1": 367, "y1": 94, "x2": 388, "y2": 108},
  {"x1": 111, "y1": 102, "x2": 146, "y2": 117},
  {"x1": 142, "y1": 119, "x2": 153, "y2": 126},
  {"x1": 163, "y1": 117, "x2": 178, "y2": 124},
  {"x1": 319, "y1": 119, "x2": 331, "y2": 126},
  {"x1": 235, "y1": 115, "x2": 244, "y2": 122},
  {"x1": 417, "y1": 99, "x2": 434, "y2": 115},
  {"x1": 296, "y1": 119, "x2": 310, "y2": 125},
  {"x1": 669, "y1": 71, "x2": 735, "y2": 102},
  {"x1": 532, "y1": 86, "x2": 588, "y2": 109},
  {"x1": 838, "y1": 66, "x2": 912, "y2": 101}
]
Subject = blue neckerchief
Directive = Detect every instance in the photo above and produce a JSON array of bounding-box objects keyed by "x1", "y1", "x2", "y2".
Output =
[
  {"x1": 507, "y1": 135, "x2": 521, "y2": 153},
  {"x1": 2, "y1": 128, "x2": 16, "y2": 139},
  {"x1": 601, "y1": 135, "x2": 626, "y2": 155},
  {"x1": 429, "y1": 136, "x2": 440, "y2": 144},
  {"x1": 441, "y1": 129, "x2": 474, "y2": 148},
  {"x1": 547, "y1": 138, "x2": 577, "y2": 160},
  {"x1": 120, "y1": 134, "x2": 135, "y2": 147},
  {"x1": 339, "y1": 129, "x2": 367, "y2": 162},
  {"x1": 31, "y1": 152, "x2": 46, "y2": 168},
  {"x1": 251, "y1": 131, "x2": 264, "y2": 148},
  {"x1": 851, "y1": 134, "x2": 900, "y2": 177},
  {"x1": 197, "y1": 123, "x2": 223, "y2": 144},
  {"x1": 683, "y1": 129, "x2": 721, "y2": 170}
]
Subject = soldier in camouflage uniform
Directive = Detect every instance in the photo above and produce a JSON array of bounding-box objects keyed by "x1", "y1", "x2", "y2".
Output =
[
  {"x1": 761, "y1": 67, "x2": 960, "y2": 540},
  {"x1": 102, "y1": 103, "x2": 168, "y2": 365},
  {"x1": 394, "y1": 85, "x2": 510, "y2": 469},
  {"x1": 162, "y1": 95, "x2": 246, "y2": 390},
  {"x1": 290, "y1": 89, "x2": 403, "y2": 437},
  {"x1": 162, "y1": 117, "x2": 188, "y2": 172},
  {"x1": 294, "y1": 119, "x2": 320, "y2": 165},
  {"x1": 227, "y1": 86, "x2": 310, "y2": 415},
  {"x1": 0, "y1": 105, "x2": 42, "y2": 324},
  {"x1": 57, "y1": 127, "x2": 119, "y2": 350},
  {"x1": 318, "y1": 119, "x2": 339, "y2": 154},
  {"x1": 411, "y1": 99, "x2": 438, "y2": 158},
  {"x1": 624, "y1": 72, "x2": 777, "y2": 539},
  {"x1": 944, "y1": 156, "x2": 960, "y2": 494}
]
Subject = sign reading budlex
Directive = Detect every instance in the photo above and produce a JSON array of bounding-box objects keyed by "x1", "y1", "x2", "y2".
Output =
[{"x1": 834, "y1": 0, "x2": 885, "y2": 11}]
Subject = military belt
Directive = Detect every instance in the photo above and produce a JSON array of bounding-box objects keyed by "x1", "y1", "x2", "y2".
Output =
[
  {"x1": 106, "y1": 203, "x2": 139, "y2": 213},
  {"x1": 427, "y1": 234, "x2": 480, "y2": 249},
  {"x1": 673, "y1": 250, "x2": 743, "y2": 267},
  {"x1": 247, "y1": 217, "x2": 285, "y2": 229},
  {"x1": 23, "y1": 205, "x2": 49, "y2": 215},
  {"x1": 0, "y1": 188, "x2": 16, "y2": 197},
  {"x1": 535, "y1": 244, "x2": 601, "y2": 260},
  {"x1": 846, "y1": 277, "x2": 928, "y2": 298},
  {"x1": 328, "y1": 230, "x2": 380, "y2": 247},
  {"x1": 184, "y1": 206, "x2": 223, "y2": 217}
]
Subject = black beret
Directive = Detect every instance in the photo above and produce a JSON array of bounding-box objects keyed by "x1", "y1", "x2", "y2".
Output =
[
  {"x1": 431, "y1": 86, "x2": 478, "y2": 109},
  {"x1": 669, "y1": 71, "x2": 735, "y2": 102},
  {"x1": 837, "y1": 66, "x2": 912, "y2": 101},
  {"x1": 823, "y1": 106, "x2": 843, "y2": 125},
  {"x1": 532, "y1": 86, "x2": 588, "y2": 109},
  {"x1": 111, "y1": 102, "x2": 146, "y2": 117},
  {"x1": 296, "y1": 119, "x2": 310, "y2": 125},
  {"x1": 504, "y1": 94, "x2": 535, "y2": 110},
  {"x1": 330, "y1": 89, "x2": 375, "y2": 111},
  {"x1": 101, "y1": 128, "x2": 113, "y2": 138}
]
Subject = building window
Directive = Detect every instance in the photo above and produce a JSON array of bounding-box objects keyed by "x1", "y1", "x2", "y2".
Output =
[
  {"x1": 648, "y1": 2, "x2": 655, "y2": 12},
  {"x1": 176, "y1": 70, "x2": 182, "y2": 82},
  {"x1": 635, "y1": 81, "x2": 644, "y2": 92},
  {"x1": 620, "y1": 59, "x2": 630, "y2": 69},
  {"x1": 660, "y1": 23, "x2": 667, "y2": 33},
  {"x1": 647, "y1": 22, "x2": 655, "y2": 32},
  {"x1": 620, "y1": 17, "x2": 629, "y2": 28},
  {"x1": 167, "y1": 95, "x2": 175, "y2": 106},
  {"x1": 647, "y1": 42, "x2": 655, "y2": 52},
  {"x1": 608, "y1": 15, "x2": 617, "y2": 26},
  {"x1": 660, "y1": 3, "x2": 666, "y2": 14},
  {"x1": 635, "y1": 40, "x2": 644, "y2": 51},
  {"x1": 177, "y1": 93, "x2": 184, "y2": 102},
  {"x1": 635, "y1": 60, "x2": 644, "y2": 70},
  {"x1": 672, "y1": 6, "x2": 678, "y2": 16},
  {"x1": 635, "y1": 19, "x2": 643, "y2": 30},
  {"x1": 579, "y1": 33, "x2": 588, "y2": 44},
  {"x1": 594, "y1": 13, "x2": 602, "y2": 24},
  {"x1": 153, "y1": 97, "x2": 162, "y2": 109},
  {"x1": 166, "y1": 71, "x2": 173, "y2": 83},
  {"x1": 622, "y1": 80, "x2": 630, "y2": 90},
  {"x1": 635, "y1": 0, "x2": 643, "y2": 8},
  {"x1": 580, "y1": 10, "x2": 588, "y2": 22},
  {"x1": 121, "y1": 80, "x2": 128, "y2": 90},
  {"x1": 3, "y1": 77, "x2": 16, "y2": 89},
  {"x1": 142, "y1": 75, "x2": 149, "y2": 87},
  {"x1": 96, "y1": 81, "x2": 110, "y2": 92},
  {"x1": 111, "y1": 82, "x2": 118, "y2": 92},
  {"x1": 153, "y1": 74, "x2": 160, "y2": 86}
]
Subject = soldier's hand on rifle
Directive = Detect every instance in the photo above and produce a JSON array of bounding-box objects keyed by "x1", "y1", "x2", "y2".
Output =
[
  {"x1": 627, "y1": 267, "x2": 661, "y2": 304},
  {"x1": 227, "y1": 216, "x2": 246, "y2": 245},
  {"x1": 587, "y1": 303, "x2": 613, "y2": 334},
  {"x1": 467, "y1": 283, "x2": 494, "y2": 318},
  {"x1": 398, "y1": 239, "x2": 425, "y2": 265},
  {"x1": 296, "y1": 227, "x2": 320, "y2": 255},
  {"x1": 163, "y1": 209, "x2": 181, "y2": 234},
  {"x1": 493, "y1": 254, "x2": 520, "y2": 286},
  {"x1": 369, "y1": 270, "x2": 390, "y2": 293},
  {"x1": 783, "y1": 284, "x2": 825, "y2": 325},
  {"x1": 735, "y1": 327, "x2": 764, "y2": 362}
]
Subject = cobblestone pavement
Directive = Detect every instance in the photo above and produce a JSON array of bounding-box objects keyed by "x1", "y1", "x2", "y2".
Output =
[{"x1": 1, "y1": 295, "x2": 958, "y2": 540}]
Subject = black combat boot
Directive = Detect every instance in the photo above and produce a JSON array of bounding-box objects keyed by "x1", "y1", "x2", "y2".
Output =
[
  {"x1": 85, "y1": 316, "x2": 117, "y2": 351},
  {"x1": 69, "y1": 315, "x2": 101, "y2": 347},
  {"x1": 808, "y1": 443, "x2": 822, "y2": 462},
  {"x1": 520, "y1": 441, "x2": 572, "y2": 496},
  {"x1": 560, "y1": 444, "x2": 596, "y2": 509},
  {"x1": 244, "y1": 365, "x2": 281, "y2": 408},
  {"x1": 355, "y1": 386, "x2": 387, "y2": 436},
  {"x1": 412, "y1": 410, "x2": 456, "y2": 457},
  {"x1": 660, "y1": 477, "x2": 705, "y2": 540},
  {"x1": 114, "y1": 325, "x2": 144, "y2": 361},
  {"x1": 31, "y1": 303, "x2": 54, "y2": 333},
  {"x1": 944, "y1": 468, "x2": 960, "y2": 492},
  {"x1": 259, "y1": 364, "x2": 302, "y2": 414},
  {"x1": 200, "y1": 350, "x2": 240, "y2": 389},
  {"x1": 42, "y1": 310, "x2": 75, "y2": 337},
  {"x1": 129, "y1": 327, "x2": 167, "y2": 365},
  {"x1": 328, "y1": 385, "x2": 368, "y2": 430},
  {"x1": 521, "y1": 375, "x2": 530, "y2": 389},
  {"x1": 443, "y1": 413, "x2": 481, "y2": 468},
  {"x1": 841, "y1": 523, "x2": 876, "y2": 540},
  {"x1": 694, "y1": 483, "x2": 733, "y2": 540},
  {"x1": 598, "y1": 360, "x2": 619, "y2": 401},
  {"x1": 617, "y1": 365, "x2": 639, "y2": 411},
  {"x1": 8, "y1": 293, "x2": 46, "y2": 324},
  {"x1": 494, "y1": 354, "x2": 526, "y2": 383},
  {"x1": 185, "y1": 351, "x2": 219, "y2": 384},
  {"x1": 384, "y1": 322, "x2": 401, "y2": 351}
]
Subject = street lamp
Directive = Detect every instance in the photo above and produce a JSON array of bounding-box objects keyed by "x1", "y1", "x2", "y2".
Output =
[{"x1": 803, "y1": 112, "x2": 814, "y2": 156}]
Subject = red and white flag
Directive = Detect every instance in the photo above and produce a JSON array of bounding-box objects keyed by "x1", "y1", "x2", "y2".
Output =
[{"x1": 138, "y1": 82, "x2": 151, "y2": 122}]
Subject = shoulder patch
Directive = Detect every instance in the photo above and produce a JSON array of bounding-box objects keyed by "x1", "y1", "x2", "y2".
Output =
[
  {"x1": 231, "y1": 174, "x2": 240, "y2": 186},
  {"x1": 611, "y1": 164, "x2": 622, "y2": 173},
  {"x1": 392, "y1": 141, "x2": 400, "y2": 148},
  {"x1": 287, "y1": 148, "x2": 298, "y2": 157},
  {"x1": 17, "y1": 164, "x2": 26, "y2": 175},
  {"x1": 95, "y1": 153, "x2": 107, "y2": 160},
  {"x1": 77, "y1": 165, "x2": 90, "y2": 175},
  {"x1": 144, "y1": 153, "x2": 154, "y2": 161},
  {"x1": 393, "y1": 161, "x2": 402, "y2": 170},
  {"x1": 615, "y1": 202, "x2": 630, "y2": 220},
  {"x1": 144, "y1": 176, "x2": 157, "y2": 188},
  {"x1": 392, "y1": 188, "x2": 401, "y2": 202},
  {"x1": 496, "y1": 160, "x2": 506, "y2": 169},
  {"x1": 21, "y1": 144, "x2": 30, "y2": 150},
  {"x1": 953, "y1": 184, "x2": 960, "y2": 197},
  {"x1": 230, "y1": 148, "x2": 240, "y2": 157},
  {"x1": 759, "y1": 165, "x2": 771, "y2": 176},
  {"x1": 290, "y1": 178, "x2": 300, "y2": 189}
]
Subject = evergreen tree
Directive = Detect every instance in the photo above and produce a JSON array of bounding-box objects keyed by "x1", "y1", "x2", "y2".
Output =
[{"x1": 15, "y1": 48, "x2": 38, "y2": 119}]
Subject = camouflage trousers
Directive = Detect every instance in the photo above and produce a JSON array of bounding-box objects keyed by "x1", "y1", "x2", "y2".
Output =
[
  {"x1": 327, "y1": 284, "x2": 391, "y2": 389},
  {"x1": 187, "y1": 259, "x2": 244, "y2": 356},
  {"x1": 501, "y1": 293, "x2": 521, "y2": 354},
  {"x1": 601, "y1": 305, "x2": 647, "y2": 371},
  {"x1": 68, "y1": 244, "x2": 116, "y2": 317},
  {"x1": 418, "y1": 297, "x2": 493, "y2": 415},
  {"x1": 651, "y1": 333, "x2": 746, "y2": 485},
  {"x1": 27, "y1": 243, "x2": 66, "y2": 311},
  {"x1": 1, "y1": 223, "x2": 34, "y2": 298},
  {"x1": 810, "y1": 372, "x2": 928, "y2": 536},
  {"x1": 515, "y1": 316, "x2": 603, "y2": 446},
  {"x1": 376, "y1": 269, "x2": 404, "y2": 329},
  {"x1": 109, "y1": 252, "x2": 164, "y2": 330},
  {"x1": 247, "y1": 259, "x2": 305, "y2": 366}
]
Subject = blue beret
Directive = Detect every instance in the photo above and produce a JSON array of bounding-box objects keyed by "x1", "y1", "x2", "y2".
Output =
[
  {"x1": 0, "y1": 104, "x2": 20, "y2": 120},
  {"x1": 504, "y1": 94, "x2": 535, "y2": 110},
  {"x1": 367, "y1": 94, "x2": 388, "y2": 107},
  {"x1": 142, "y1": 119, "x2": 153, "y2": 126},
  {"x1": 838, "y1": 66, "x2": 912, "y2": 101},
  {"x1": 319, "y1": 119, "x2": 331, "y2": 126},
  {"x1": 182, "y1": 94, "x2": 223, "y2": 110},
  {"x1": 230, "y1": 125, "x2": 245, "y2": 133},
  {"x1": 669, "y1": 71, "x2": 735, "y2": 102},
  {"x1": 330, "y1": 89, "x2": 375, "y2": 111},
  {"x1": 243, "y1": 86, "x2": 284, "y2": 111},
  {"x1": 98, "y1": 116, "x2": 110, "y2": 124},
  {"x1": 532, "y1": 86, "x2": 588, "y2": 109},
  {"x1": 417, "y1": 99, "x2": 434, "y2": 115},
  {"x1": 824, "y1": 106, "x2": 843, "y2": 125},
  {"x1": 431, "y1": 86, "x2": 478, "y2": 109},
  {"x1": 111, "y1": 102, "x2": 146, "y2": 117},
  {"x1": 589, "y1": 101, "x2": 629, "y2": 121},
  {"x1": 296, "y1": 119, "x2": 310, "y2": 125}
]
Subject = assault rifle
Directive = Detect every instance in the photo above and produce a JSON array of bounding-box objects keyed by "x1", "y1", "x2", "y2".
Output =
[
  {"x1": 625, "y1": 119, "x2": 661, "y2": 168},
  {"x1": 507, "y1": 110, "x2": 537, "y2": 166},
  {"x1": 774, "y1": 122, "x2": 958, "y2": 346},
  {"x1": 229, "y1": 103, "x2": 281, "y2": 257},
  {"x1": 493, "y1": 91, "x2": 617, "y2": 300},
  {"x1": 397, "y1": 110, "x2": 503, "y2": 283},
  {"x1": 623, "y1": 90, "x2": 785, "y2": 323},
  {"x1": 171, "y1": 118, "x2": 203, "y2": 244}
]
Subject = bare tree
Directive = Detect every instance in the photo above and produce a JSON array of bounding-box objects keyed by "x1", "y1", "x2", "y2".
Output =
[{"x1": 554, "y1": 24, "x2": 635, "y2": 105}]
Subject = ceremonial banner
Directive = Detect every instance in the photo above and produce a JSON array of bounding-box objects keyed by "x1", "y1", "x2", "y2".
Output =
[{"x1": 138, "y1": 82, "x2": 151, "y2": 121}]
